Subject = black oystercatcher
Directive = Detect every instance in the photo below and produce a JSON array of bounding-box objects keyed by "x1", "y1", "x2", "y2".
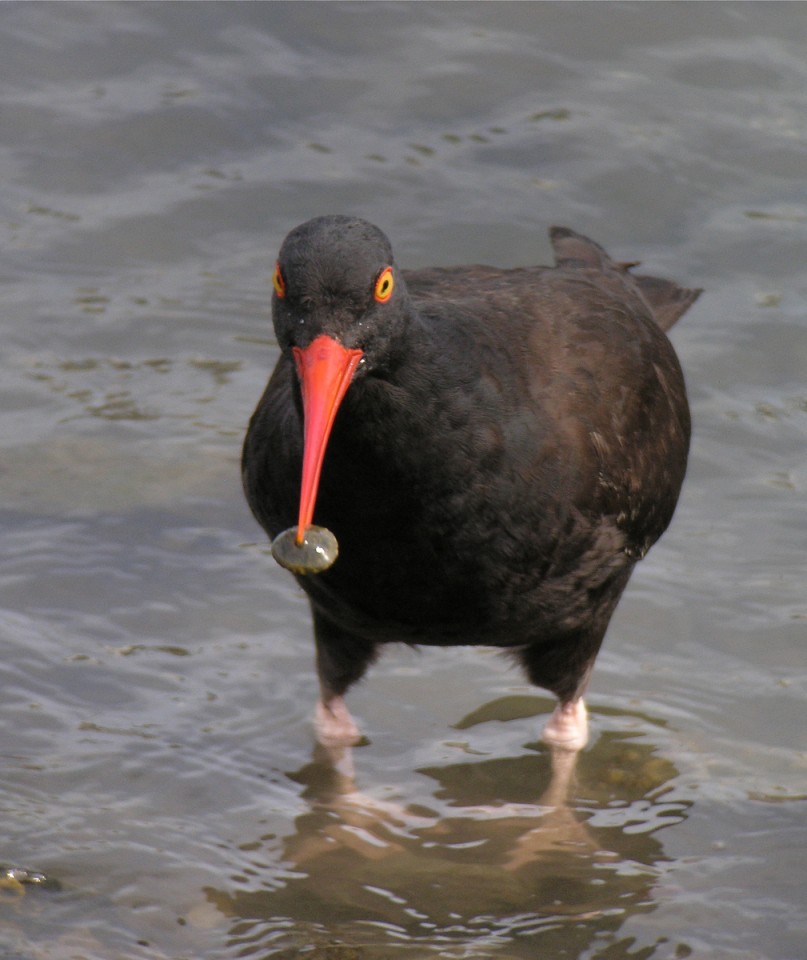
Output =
[{"x1": 242, "y1": 216, "x2": 698, "y2": 750}]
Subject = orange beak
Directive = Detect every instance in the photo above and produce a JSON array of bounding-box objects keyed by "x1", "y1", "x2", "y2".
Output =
[{"x1": 292, "y1": 335, "x2": 363, "y2": 544}]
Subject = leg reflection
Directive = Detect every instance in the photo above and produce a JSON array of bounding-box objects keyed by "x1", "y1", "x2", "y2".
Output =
[
  {"x1": 502, "y1": 744, "x2": 600, "y2": 871},
  {"x1": 284, "y1": 737, "x2": 603, "y2": 875}
]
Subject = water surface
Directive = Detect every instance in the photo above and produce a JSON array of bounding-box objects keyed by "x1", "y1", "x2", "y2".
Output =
[{"x1": 2, "y1": 3, "x2": 806, "y2": 958}]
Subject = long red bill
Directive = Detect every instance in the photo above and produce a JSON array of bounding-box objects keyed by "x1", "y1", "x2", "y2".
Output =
[{"x1": 292, "y1": 335, "x2": 363, "y2": 544}]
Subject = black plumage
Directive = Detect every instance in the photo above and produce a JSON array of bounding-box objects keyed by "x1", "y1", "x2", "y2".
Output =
[{"x1": 242, "y1": 216, "x2": 698, "y2": 748}]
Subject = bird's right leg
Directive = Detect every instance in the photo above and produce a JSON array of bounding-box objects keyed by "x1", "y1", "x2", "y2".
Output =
[{"x1": 312, "y1": 609, "x2": 378, "y2": 746}]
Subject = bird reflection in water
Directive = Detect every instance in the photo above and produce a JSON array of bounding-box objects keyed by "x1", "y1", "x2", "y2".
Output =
[
  {"x1": 206, "y1": 709, "x2": 690, "y2": 956},
  {"x1": 279, "y1": 700, "x2": 686, "y2": 886},
  {"x1": 285, "y1": 739, "x2": 600, "y2": 875}
]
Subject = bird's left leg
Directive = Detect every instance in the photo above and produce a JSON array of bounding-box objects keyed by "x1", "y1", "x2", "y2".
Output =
[
  {"x1": 542, "y1": 697, "x2": 589, "y2": 751},
  {"x1": 516, "y1": 632, "x2": 598, "y2": 752}
]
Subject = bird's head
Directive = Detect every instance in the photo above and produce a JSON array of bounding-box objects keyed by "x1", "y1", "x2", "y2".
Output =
[
  {"x1": 271, "y1": 214, "x2": 407, "y2": 362},
  {"x1": 269, "y1": 215, "x2": 408, "y2": 551}
]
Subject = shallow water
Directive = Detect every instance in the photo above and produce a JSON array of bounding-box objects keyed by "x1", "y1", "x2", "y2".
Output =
[{"x1": 2, "y1": 3, "x2": 806, "y2": 958}]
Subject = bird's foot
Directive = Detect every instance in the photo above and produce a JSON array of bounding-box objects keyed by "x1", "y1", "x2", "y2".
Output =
[
  {"x1": 542, "y1": 698, "x2": 588, "y2": 751},
  {"x1": 315, "y1": 696, "x2": 362, "y2": 747}
]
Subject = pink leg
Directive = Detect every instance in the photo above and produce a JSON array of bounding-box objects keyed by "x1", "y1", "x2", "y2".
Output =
[
  {"x1": 315, "y1": 695, "x2": 361, "y2": 746},
  {"x1": 542, "y1": 698, "x2": 589, "y2": 751}
]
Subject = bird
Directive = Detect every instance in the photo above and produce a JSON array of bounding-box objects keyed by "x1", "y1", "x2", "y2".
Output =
[{"x1": 242, "y1": 215, "x2": 699, "y2": 751}]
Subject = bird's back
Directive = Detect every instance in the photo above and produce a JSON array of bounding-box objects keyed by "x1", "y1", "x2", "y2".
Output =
[{"x1": 405, "y1": 227, "x2": 699, "y2": 332}]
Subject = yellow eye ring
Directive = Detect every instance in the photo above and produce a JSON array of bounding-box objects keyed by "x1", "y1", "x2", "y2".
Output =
[
  {"x1": 272, "y1": 262, "x2": 286, "y2": 298},
  {"x1": 374, "y1": 266, "x2": 394, "y2": 303}
]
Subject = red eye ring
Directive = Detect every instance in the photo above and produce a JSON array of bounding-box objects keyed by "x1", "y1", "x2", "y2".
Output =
[
  {"x1": 374, "y1": 266, "x2": 394, "y2": 303},
  {"x1": 272, "y1": 262, "x2": 286, "y2": 298}
]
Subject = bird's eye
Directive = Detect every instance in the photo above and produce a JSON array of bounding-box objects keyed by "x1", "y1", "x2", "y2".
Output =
[
  {"x1": 374, "y1": 266, "x2": 394, "y2": 303},
  {"x1": 272, "y1": 262, "x2": 287, "y2": 299}
]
